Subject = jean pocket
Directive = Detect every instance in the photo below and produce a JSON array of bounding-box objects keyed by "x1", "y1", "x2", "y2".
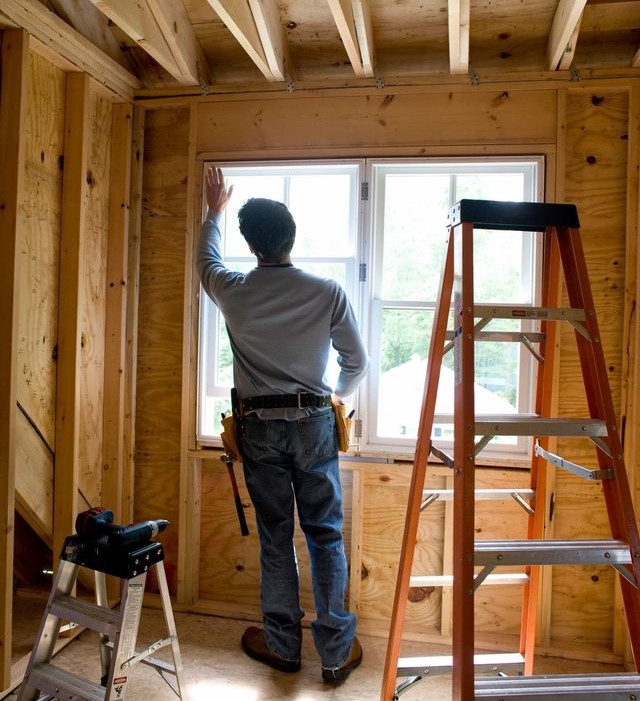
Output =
[
  {"x1": 241, "y1": 418, "x2": 269, "y2": 459},
  {"x1": 298, "y1": 411, "x2": 336, "y2": 461}
]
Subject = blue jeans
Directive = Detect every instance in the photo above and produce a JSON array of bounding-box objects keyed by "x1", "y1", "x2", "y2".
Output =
[{"x1": 240, "y1": 408, "x2": 356, "y2": 668}]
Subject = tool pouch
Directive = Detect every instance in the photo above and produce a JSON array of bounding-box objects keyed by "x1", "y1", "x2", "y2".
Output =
[
  {"x1": 332, "y1": 400, "x2": 353, "y2": 452},
  {"x1": 220, "y1": 411, "x2": 241, "y2": 461}
]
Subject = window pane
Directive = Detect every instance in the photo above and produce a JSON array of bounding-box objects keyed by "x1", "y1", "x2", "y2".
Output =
[
  {"x1": 456, "y1": 172, "x2": 525, "y2": 202},
  {"x1": 457, "y1": 172, "x2": 533, "y2": 304},
  {"x1": 377, "y1": 310, "x2": 518, "y2": 441},
  {"x1": 377, "y1": 308, "x2": 432, "y2": 439},
  {"x1": 289, "y1": 175, "x2": 354, "y2": 256},
  {"x1": 473, "y1": 229, "x2": 528, "y2": 303},
  {"x1": 216, "y1": 313, "x2": 233, "y2": 386},
  {"x1": 381, "y1": 174, "x2": 450, "y2": 301}
]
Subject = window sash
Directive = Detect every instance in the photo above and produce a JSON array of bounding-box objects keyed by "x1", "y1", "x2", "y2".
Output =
[
  {"x1": 363, "y1": 157, "x2": 543, "y2": 457},
  {"x1": 197, "y1": 160, "x2": 364, "y2": 442}
]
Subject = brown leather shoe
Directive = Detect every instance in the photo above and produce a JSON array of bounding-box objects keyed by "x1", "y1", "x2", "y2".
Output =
[
  {"x1": 322, "y1": 637, "x2": 363, "y2": 683},
  {"x1": 241, "y1": 626, "x2": 301, "y2": 673}
]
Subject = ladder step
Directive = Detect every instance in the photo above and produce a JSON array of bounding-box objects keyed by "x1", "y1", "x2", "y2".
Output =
[
  {"x1": 474, "y1": 304, "x2": 586, "y2": 324},
  {"x1": 51, "y1": 595, "x2": 119, "y2": 636},
  {"x1": 29, "y1": 663, "x2": 105, "y2": 701},
  {"x1": 398, "y1": 652, "x2": 525, "y2": 677},
  {"x1": 411, "y1": 573, "x2": 528, "y2": 587},
  {"x1": 422, "y1": 488, "x2": 535, "y2": 501},
  {"x1": 474, "y1": 673, "x2": 640, "y2": 699},
  {"x1": 475, "y1": 539, "x2": 632, "y2": 566},
  {"x1": 473, "y1": 415, "x2": 608, "y2": 437}
]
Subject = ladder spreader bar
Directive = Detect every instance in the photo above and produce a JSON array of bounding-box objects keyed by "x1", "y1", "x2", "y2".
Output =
[{"x1": 535, "y1": 442, "x2": 613, "y2": 480}]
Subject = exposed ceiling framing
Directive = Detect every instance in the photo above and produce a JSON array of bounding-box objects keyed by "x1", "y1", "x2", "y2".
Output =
[{"x1": 0, "y1": 0, "x2": 639, "y2": 98}]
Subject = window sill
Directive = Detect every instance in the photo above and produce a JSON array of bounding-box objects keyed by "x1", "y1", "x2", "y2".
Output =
[{"x1": 188, "y1": 444, "x2": 531, "y2": 470}]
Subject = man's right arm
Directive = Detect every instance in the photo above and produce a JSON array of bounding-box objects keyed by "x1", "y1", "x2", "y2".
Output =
[{"x1": 196, "y1": 211, "x2": 236, "y2": 294}]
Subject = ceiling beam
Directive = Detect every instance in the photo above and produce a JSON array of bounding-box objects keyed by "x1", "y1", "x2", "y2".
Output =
[
  {"x1": 0, "y1": 0, "x2": 139, "y2": 99},
  {"x1": 326, "y1": 0, "x2": 374, "y2": 78},
  {"x1": 352, "y1": 0, "x2": 375, "y2": 77},
  {"x1": 557, "y1": 15, "x2": 582, "y2": 70},
  {"x1": 547, "y1": 0, "x2": 588, "y2": 70},
  {"x1": 48, "y1": 0, "x2": 129, "y2": 68},
  {"x1": 448, "y1": 0, "x2": 470, "y2": 74},
  {"x1": 146, "y1": 0, "x2": 212, "y2": 85},
  {"x1": 89, "y1": 0, "x2": 208, "y2": 85},
  {"x1": 203, "y1": 0, "x2": 276, "y2": 81},
  {"x1": 248, "y1": 0, "x2": 293, "y2": 82}
]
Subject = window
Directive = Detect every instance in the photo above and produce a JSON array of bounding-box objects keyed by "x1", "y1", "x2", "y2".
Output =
[
  {"x1": 366, "y1": 159, "x2": 542, "y2": 457},
  {"x1": 197, "y1": 161, "x2": 363, "y2": 440},
  {"x1": 197, "y1": 157, "x2": 543, "y2": 461}
]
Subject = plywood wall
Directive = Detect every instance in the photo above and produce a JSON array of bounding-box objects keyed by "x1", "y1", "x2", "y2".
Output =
[
  {"x1": 134, "y1": 106, "x2": 192, "y2": 589},
  {"x1": 551, "y1": 87, "x2": 631, "y2": 657},
  {"x1": 0, "y1": 28, "x2": 137, "y2": 688},
  {"x1": 136, "y1": 79, "x2": 639, "y2": 662}
]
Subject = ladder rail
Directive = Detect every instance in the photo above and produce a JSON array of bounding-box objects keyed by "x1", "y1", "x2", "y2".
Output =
[
  {"x1": 450, "y1": 219, "x2": 478, "y2": 700},
  {"x1": 558, "y1": 226, "x2": 640, "y2": 662},
  {"x1": 380, "y1": 232, "x2": 455, "y2": 701}
]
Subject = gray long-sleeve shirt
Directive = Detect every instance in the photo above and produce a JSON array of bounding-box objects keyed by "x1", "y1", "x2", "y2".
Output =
[{"x1": 196, "y1": 212, "x2": 369, "y2": 415}]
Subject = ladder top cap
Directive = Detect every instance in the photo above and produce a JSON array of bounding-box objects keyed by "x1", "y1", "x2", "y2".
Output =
[{"x1": 448, "y1": 199, "x2": 580, "y2": 231}]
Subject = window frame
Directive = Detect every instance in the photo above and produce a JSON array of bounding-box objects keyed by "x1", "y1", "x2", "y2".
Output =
[{"x1": 196, "y1": 155, "x2": 545, "y2": 463}]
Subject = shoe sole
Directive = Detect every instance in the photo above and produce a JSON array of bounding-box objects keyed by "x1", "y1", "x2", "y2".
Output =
[{"x1": 322, "y1": 654, "x2": 362, "y2": 683}]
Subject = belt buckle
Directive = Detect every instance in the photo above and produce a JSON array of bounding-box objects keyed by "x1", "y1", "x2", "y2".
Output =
[{"x1": 297, "y1": 392, "x2": 305, "y2": 409}]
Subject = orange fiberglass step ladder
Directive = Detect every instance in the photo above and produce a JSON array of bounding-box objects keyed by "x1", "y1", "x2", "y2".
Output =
[{"x1": 379, "y1": 199, "x2": 640, "y2": 701}]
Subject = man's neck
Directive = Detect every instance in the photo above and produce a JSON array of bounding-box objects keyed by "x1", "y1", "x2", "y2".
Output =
[{"x1": 257, "y1": 255, "x2": 292, "y2": 267}]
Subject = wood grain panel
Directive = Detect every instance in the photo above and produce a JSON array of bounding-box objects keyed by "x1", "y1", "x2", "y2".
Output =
[
  {"x1": 135, "y1": 107, "x2": 190, "y2": 582},
  {"x1": 18, "y1": 51, "x2": 65, "y2": 451},
  {"x1": 195, "y1": 90, "x2": 557, "y2": 155},
  {"x1": 77, "y1": 87, "x2": 111, "y2": 508},
  {"x1": 14, "y1": 407, "x2": 53, "y2": 543},
  {"x1": 550, "y1": 87, "x2": 630, "y2": 655}
]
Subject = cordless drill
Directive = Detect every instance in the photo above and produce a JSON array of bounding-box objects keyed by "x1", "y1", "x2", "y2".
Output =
[{"x1": 75, "y1": 507, "x2": 169, "y2": 548}]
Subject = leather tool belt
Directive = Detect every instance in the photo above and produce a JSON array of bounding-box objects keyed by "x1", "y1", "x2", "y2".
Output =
[{"x1": 241, "y1": 392, "x2": 332, "y2": 412}]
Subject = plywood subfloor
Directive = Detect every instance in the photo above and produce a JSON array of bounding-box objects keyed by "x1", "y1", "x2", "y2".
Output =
[{"x1": 5, "y1": 606, "x2": 625, "y2": 701}]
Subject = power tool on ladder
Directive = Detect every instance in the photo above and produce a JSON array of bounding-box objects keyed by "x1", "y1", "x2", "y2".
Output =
[
  {"x1": 18, "y1": 507, "x2": 187, "y2": 701},
  {"x1": 380, "y1": 200, "x2": 640, "y2": 701}
]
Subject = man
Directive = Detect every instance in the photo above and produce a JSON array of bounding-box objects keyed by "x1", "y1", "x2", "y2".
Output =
[{"x1": 197, "y1": 167, "x2": 369, "y2": 683}]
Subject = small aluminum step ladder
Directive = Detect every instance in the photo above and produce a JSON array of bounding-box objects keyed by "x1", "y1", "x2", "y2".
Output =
[
  {"x1": 18, "y1": 530, "x2": 186, "y2": 701},
  {"x1": 380, "y1": 199, "x2": 640, "y2": 701}
]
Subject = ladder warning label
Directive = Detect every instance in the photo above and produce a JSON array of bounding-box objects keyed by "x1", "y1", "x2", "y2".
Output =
[{"x1": 454, "y1": 326, "x2": 462, "y2": 385}]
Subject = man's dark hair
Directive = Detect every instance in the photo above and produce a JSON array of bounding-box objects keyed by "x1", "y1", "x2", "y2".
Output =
[{"x1": 238, "y1": 198, "x2": 296, "y2": 263}]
